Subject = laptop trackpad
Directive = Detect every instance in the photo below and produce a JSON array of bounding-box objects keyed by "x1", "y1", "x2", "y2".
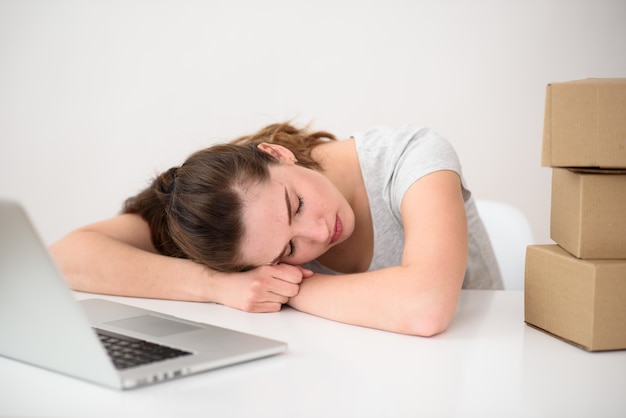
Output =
[{"x1": 104, "y1": 315, "x2": 202, "y2": 337}]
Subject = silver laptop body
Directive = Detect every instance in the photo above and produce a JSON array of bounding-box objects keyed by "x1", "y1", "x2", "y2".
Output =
[{"x1": 0, "y1": 199, "x2": 287, "y2": 390}]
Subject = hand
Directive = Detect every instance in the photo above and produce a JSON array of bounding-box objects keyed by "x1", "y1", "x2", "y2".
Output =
[{"x1": 213, "y1": 263, "x2": 313, "y2": 313}]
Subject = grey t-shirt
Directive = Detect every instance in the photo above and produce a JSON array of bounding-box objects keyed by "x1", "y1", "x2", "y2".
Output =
[{"x1": 303, "y1": 125, "x2": 503, "y2": 290}]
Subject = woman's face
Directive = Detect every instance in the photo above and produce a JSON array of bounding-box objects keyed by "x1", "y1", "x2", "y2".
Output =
[{"x1": 238, "y1": 160, "x2": 355, "y2": 268}]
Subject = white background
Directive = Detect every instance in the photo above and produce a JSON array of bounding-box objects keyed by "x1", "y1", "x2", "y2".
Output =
[{"x1": 1, "y1": 0, "x2": 625, "y2": 246}]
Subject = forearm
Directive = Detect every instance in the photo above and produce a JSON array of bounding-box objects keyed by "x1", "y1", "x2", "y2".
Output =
[
  {"x1": 287, "y1": 266, "x2": 463, "y2": 337},
  {"x1": 49, "y1": 230, "x2": 215, "y2": 302},
  {"x1": 50, "y1": 229, "x2": 308, "y2": 312}
]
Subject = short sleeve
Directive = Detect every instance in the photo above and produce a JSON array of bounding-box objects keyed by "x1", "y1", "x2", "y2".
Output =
[{"x1": 366, "y1": 126, "x2": 469, "y2": 218}]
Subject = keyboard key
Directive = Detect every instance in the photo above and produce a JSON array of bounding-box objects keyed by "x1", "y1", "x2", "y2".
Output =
[{"x1": 95, "y1": 329, "x2": 191, "y2": 370}]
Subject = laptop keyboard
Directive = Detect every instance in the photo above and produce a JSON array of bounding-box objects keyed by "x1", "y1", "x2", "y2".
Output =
[{"x1": 96, "y1": 329, "x2": 192, "y2": 370}]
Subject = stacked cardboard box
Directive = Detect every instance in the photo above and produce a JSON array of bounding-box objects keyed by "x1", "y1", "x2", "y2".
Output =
[{"x1": 525, "y1": 78, "x2": 626, "y2": 351}]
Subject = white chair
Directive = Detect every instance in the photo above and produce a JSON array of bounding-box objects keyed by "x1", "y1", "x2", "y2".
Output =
[{"x1": 475, "y1": 199, "x2": 534, "y2": 291}]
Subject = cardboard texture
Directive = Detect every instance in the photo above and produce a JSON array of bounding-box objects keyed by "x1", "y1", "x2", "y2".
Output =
[
  {"x1": 551, "y1": 168, "x2": 626, "y2": 259},
  {"x1": 525, "y1": 245, "x2": 626, "y2": 351},
  {"x1": 542, "y1": 78, "x2": 626, "y2": 168}
]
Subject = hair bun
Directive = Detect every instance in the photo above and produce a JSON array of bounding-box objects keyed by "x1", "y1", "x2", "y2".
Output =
[{"x1": 159, "y1": 167, "x2": 178, "y2": 194}]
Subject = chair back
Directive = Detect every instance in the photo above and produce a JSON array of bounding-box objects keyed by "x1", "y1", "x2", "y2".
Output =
[{"x1": 475, "y1": 200, "x2": 534, "y2": 290}]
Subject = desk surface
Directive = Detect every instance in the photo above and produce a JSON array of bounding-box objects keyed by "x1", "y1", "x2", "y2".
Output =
[{"x1": 1, "y1": 290, "x2": 625, "y2": 418}]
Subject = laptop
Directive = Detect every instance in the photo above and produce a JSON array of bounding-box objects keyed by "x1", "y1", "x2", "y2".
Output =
[{"x1": 0, "y1": 199, "x2": 287, "y2": 390}]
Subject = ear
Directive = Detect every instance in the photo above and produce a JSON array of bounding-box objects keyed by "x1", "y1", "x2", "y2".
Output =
[{"x1": 257, "y1": 143, "x2": 297, "y2": 164}]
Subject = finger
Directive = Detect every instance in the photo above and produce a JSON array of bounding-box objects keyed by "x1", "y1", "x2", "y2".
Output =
[
  {"x1": 255, "y1": 277, "x2": 300, "y2": 303},
  {"x1": 260, "y1": 264, "x2": 305, "y2": 284},
  {"x1": 265, "y1": 278, "x2": 300, "y2": 299},
  {"x1": 247, "y1": 274, "x2": 298, "y2": 300},
  {"x1": 243, "y1": 301, "x2": 284, "y2": 313},
  {"x1": 298, "y1": 266, "x2": 314, "y2": 278}
]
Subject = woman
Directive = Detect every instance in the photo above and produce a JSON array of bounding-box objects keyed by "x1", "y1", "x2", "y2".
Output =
[{"x1": 50, "y1": 123, "x2": 502, "y2": 336}]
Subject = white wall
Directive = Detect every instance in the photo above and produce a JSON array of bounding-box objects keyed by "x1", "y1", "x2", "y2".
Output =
[{"x1": 1, "y1": 0, "x2": 625, "y2": 246}]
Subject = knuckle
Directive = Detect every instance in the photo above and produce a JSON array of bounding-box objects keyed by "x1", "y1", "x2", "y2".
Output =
[
  {"x1": 250, "y1": 276, "x2": 270, "y2": 292},
  {"x1": 287, "y1": 283, "x2": 300, "y2": 297},
  {"x1": 241, "y1": 302, "x2": 256, "y2": 312}
]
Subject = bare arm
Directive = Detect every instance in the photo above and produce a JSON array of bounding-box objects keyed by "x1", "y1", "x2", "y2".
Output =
[
  {"x1": 49, "y1": 214, "x2": 308, "y2": 312},
  {"x1": 287, "y1": 170, "x2": 468, "y2": 336}
]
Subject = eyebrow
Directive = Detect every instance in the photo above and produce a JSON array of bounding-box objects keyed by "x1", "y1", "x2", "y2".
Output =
[{"x1": 268, "y1": 185, "x2": 292, "y2": 266}]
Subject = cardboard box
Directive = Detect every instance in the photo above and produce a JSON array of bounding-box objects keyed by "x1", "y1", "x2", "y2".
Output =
[
  {"x1": 542, "y1": 78, "x2": 626, "y2": 168},
  {"x1": 550, "y1": 168, "x2": 626, "y2": 259},
  {"x1": 525, "y1": 245, "x2": 626, "y2": 351}
]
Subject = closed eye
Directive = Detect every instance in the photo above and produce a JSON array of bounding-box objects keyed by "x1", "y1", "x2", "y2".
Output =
[
  {"x1": 295, "y1": 195, "x2": 304, "y2": 214},
  {"x1": 287, "y1": 195, "x2": 304, "y2": 257}
]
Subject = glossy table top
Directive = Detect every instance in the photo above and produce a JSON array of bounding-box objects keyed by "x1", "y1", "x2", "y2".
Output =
[{"x1": 1, "y1": 290, "x2": 625, "y2": 417}]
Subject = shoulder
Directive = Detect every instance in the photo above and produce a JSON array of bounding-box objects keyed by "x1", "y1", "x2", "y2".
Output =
[
  {"x1": 352, "y1": 124, "x2": 434, "y2": 143},
  {"x1": 351, "y1": 125, "x2": 461, "y2": 175},
  {"x1": 352, "y1": 125, "x2": 455, "y2": 160}
]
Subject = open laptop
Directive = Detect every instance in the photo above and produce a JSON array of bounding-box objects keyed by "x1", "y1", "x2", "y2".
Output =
[{"x1": 0, "y1": 199, "x2": 287, "y2": 390}]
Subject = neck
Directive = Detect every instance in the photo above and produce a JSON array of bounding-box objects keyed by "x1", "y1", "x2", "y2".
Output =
[{"x1": 312, "y1": 138, "x2": 361, "y2": 206}]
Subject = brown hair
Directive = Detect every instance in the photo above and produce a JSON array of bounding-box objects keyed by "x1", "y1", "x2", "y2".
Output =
[
  {"x1": 123, "y1": 123, "x2": 336, "y2": 272},
  {"x1": 230, "y1": 122, "x2": 336, "y2": 170}
]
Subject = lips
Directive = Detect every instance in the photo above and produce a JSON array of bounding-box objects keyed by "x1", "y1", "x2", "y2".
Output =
[{"x1": 330, "y1": 215, "x2": 343, "y2": 245}]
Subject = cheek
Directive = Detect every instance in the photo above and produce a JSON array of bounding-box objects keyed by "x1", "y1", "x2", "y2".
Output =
[
  {"x1": 291, "y1": 253, "x2": 318, "y2": 266},
  {"x1": 293, "y1": 240, "x2": 327, "y2": 265}
]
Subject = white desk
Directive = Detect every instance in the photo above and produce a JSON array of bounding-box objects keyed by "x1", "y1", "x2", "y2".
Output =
[{"x1": 1, "y1": 290, "x2": 625, "y2": 417}]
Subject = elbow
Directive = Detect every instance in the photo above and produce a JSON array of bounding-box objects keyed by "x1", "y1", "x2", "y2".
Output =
[
  {"x1": 399, "y1": 312, "x2": 451, "y2": 338},
  {"x1": 48, "y1": 240, "x2": 68, "y2": 272},
  {"x1": 396, "y1": 299, "x2": 457, "y2": 337},
  {"x1": 392, "y1": 269, "x2": 464, "y2": 337}
]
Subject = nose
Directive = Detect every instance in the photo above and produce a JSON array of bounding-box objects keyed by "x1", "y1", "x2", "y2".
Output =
[{"x1": 295, "y1": 217, "x2": 328, "y2": 244}]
